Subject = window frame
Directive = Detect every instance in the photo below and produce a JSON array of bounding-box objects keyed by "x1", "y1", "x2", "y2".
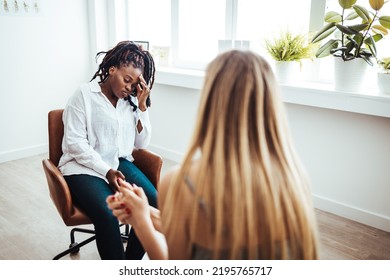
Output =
[{"x1": 170, "y1": 0, "x2": 326, "y2": 70}]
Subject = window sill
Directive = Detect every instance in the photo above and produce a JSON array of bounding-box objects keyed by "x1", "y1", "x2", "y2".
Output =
[{"x1": 155, "y1": 67, "x2": 390, "y2": 119}]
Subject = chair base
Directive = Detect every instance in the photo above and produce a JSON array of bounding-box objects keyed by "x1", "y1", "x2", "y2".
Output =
[{"x1": 53, "y1": 224, "x2": 130, "y2": 260}]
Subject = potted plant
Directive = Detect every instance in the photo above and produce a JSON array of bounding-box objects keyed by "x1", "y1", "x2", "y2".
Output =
[
  {"x1": 377, "y1": 57, "x2": 390, "y2": 94},
  {"x1": 264, "y1": 30, "x2": 316, "y2": 84},
  {"x1": 311, "y1": 0, "x2": 390, "y2": 92}
]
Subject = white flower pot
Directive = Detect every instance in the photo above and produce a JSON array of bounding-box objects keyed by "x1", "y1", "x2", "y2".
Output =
[
  {"x1": 274, "y1": 61, "x2": 300, "y2": 84},
  {"x1": 377, "y1": 72, "x2": 390, "y2": 94},
  {"x1": 334, "y1": 57, "x2": 368, "y2": 92}
]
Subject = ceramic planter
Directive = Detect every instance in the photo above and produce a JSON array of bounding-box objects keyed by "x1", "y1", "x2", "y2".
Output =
[
  {"x1": 274, "y1": 61, "x2": 300, "y2": 84},
  {"x1": 377, "y1": 72, "x2": 390, "y2": 95},
  {"x1": 334, "y1": 57, "x2": 368, "y2": 93}
]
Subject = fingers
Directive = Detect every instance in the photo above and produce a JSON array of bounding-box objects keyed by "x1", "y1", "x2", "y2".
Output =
[
  {"x1": 113, "y1": 208, "x2": 133, "y2": 224},
  {"x1": 106, "y1": 193, "x2": 125, "y2": 210},
  {"x1": 121, "y1": 186, "x2": 140, "y2": 201},
  {"x1": 133, "y1": 184, "x2": 147, "y2": 199},
  {"x1": 117, "y1": 171, "x2": 125, "y2": 180},
  {"x1": 137, "y1": 74, "x2": 151, "y2": 94},
  {"x1": 117, "y1": 178, "x2": 133, "y2": 190},
  {"x1": 109, "y1": 170, "x2": 125, "y2": 191},
  {"x1": 139, "y1": 74, "x2": 146, "y2": 84}
]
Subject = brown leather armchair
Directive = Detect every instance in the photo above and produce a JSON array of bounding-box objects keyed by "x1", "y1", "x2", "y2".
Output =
[{"x1": 42, "y1": 109, "x2": 162, "y2": 259}]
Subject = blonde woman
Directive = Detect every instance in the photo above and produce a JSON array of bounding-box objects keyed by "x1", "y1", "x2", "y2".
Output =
[{"x1": 107, "y1": 50, "x2": 319, "y2": 260}]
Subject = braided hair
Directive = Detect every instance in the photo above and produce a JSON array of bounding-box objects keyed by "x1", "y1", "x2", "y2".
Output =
[{"x1": 90, "y1": 41, "x2": 156, "y2": 111}]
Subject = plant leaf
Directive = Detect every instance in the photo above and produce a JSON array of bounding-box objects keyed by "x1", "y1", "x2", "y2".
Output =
[
  {"x1": 364, "y1": 35, "x2": 377, "y2": 56},
  {"x1": 369, "y1": 0, "x2": 384, "y2": 11},
  {"x1": 353, "y1": 5, "x2": 371, "y2": 22},
  {"x1": 351, "y1": 33, "x2": 363, "y2": 45},
  {"x1": 349, "y1": 23, "x2": 370, "y2": 32},
  {"x1": 379, "y1": 16, "x2": 390, "y2": 28},
  {"x1": 360, "y1": 55, "x2": 374, "y2": 66},
  {"x1": 325, "y1": 11, "x2": 342, "y2": 23},
  {"x1": 345, "y1": 41, "x2": 355, "y2": 53},
  {"x1": 372, "y1": 24, "x2": 389, "y2": 35},
  {"x1": 339, "y1": 0, "x2": 357, "y2": 9},
  {"x1": 316, "y1": 39, "x2": 339, "y2": 58},
  {"x1": 330, "y1": 46, "x2": 347, "y2": 55},
  {"x1": 372, "y1": 33, "x2": 384, "y2": 42},
  {"x1": 311, "y1": 22, "x2": 337, "y2": 43},
  {"x1": 336, "y1": 24, "x2": 358, "y2": 34},
  {"x1": 345, "y1": 11, "x2": 359, "y2": 20}
]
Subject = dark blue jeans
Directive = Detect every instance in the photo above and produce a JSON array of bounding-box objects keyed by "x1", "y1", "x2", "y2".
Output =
[{"x1": 64, "y1": 158, "x2": 157, "y2": 260}]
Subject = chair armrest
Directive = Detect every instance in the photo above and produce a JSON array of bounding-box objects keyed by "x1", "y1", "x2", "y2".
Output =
[{"x1": 132, "y1": 149, "x2": 163, "y2": 188}]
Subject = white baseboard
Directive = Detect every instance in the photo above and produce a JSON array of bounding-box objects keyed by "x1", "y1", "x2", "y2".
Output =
[
  {"x1": 313, "y1": 194, "x2": 390, "y2": 233},
  {"x1": 0, "y1": 144, "x2": 48, "y2": 164},
  {"x1": 148, "y1": 143, "x2": 183, "y2": 163}
]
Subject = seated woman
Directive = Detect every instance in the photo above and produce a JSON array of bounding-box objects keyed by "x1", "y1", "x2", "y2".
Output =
[
  {"x1": 107, "y1": 50, "x2": 319, "y2": 260},
  {"x1": 59, "y1": 41, "x2": 157, "y2": 260}
]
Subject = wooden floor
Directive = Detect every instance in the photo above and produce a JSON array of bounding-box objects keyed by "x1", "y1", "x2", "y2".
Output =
[{"x1": 0, "y1": 154, "x2": 389, "y2": 260}]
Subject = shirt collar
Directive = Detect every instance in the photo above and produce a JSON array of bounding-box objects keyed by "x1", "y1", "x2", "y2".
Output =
[{"x1": 89, "y1": 80, "x2": 101, "y2": 93}]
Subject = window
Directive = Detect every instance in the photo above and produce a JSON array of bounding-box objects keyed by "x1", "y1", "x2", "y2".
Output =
[
  {"x1": 126, "y1": 0, "x2": 323, "y2": 70},
  {"x1": 173, "y1": 0, "x2": 226, "y2": 69},
  {"x1": 126, "y1": 0, "x2": 171, "y2": 49},
  {"x1": 235, "y1": 0, "x2": 312, "y2": 42}
]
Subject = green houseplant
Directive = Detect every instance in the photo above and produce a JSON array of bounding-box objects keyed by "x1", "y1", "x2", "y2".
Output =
[
  {"x1": 378, "y1": 56, "x2": 390, "y2": 73},
  {"x1": 311, "y1": 0, "x2": 390, "y2": 66},
  {"x1": 265, "y1": 31, "x2": 316, "y2": 63},
  {"x1": 265, "y1": 31, "x2": 316, "y2": 83},
  {"x1": 377, "y1": 56, "x2": 390, "y2": 93},
  {"x1": 311, "y1": 0, "x2": 390, "y2": 92}
]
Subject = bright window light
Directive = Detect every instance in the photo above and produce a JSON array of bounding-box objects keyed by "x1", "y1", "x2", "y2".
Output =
[
  {"x1": 175, "y1": 0, "x2": 226, "y2": 68},
  {"x1": 127, "y1": 0, "x2": 171, "y2": 47}
]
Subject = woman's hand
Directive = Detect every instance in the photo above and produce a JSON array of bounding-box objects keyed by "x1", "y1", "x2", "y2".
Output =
[
  {"x1": 106, "y1": 180, "x2": 151, "y2": 229},
  {"x1": 105, "y1": 169, "x2": 125, "y2": 191},
  {"x1": 136, "y1": 74, "x2": 150, "y2": 112}
]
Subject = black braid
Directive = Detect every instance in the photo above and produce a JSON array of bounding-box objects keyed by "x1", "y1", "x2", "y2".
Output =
[{"x1": 90, "y1": 41, "x2": 156, "y2": 111}]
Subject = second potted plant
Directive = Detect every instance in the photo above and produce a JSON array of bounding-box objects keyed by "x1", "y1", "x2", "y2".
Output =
[
  {"x1": 377, "y1": 57, "x2": 390, "y2": 94},
  {"x1": 311, "y1": 0, "x2": 390, "y2": 92}
]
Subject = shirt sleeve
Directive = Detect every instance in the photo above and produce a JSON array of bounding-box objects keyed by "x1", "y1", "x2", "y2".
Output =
[
  {"x1": 62, "y1": 91, "x2": 111, "y2": 176},
  {"x1": 134, "y1": 108, "x2": 152, "y2": 149}
]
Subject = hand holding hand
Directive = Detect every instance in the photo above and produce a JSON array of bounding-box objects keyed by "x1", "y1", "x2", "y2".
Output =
[
  {"x1": 106, "y1": 169, "x2": 125, "y2": 191},
  {"x1": 106, "y1": 180, "x2": 151, "y2": 229}
]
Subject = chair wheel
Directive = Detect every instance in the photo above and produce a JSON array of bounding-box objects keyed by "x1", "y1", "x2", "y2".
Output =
[{"x1": 69, "y1": 242, "x2": 80, "y2": 254}]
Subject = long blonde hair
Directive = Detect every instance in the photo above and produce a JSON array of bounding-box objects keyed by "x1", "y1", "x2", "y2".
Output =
[{"x1": 162, "y1": 50, "x2": 318, "y2": 259}]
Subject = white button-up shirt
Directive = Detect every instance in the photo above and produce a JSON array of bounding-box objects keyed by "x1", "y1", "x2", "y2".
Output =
[{"x1": 58, "y1": 80, "x2": 151, "y2": 182}]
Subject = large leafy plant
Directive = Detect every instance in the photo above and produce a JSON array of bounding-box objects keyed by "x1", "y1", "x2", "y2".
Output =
[{"x1": 311, "y1": 0, "x2": 390, "y2": 66}]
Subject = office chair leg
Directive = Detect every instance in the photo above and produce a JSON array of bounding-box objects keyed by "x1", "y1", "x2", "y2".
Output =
[
  {"x1": 69, "y1": 227, "x2": 96, "y2": 253},
  {"x1": 53, "y1": 235, "x2": 96, "y2": 260},
  {"x1": 53, "y1": 224, "x2": 130, "y2": 260}
]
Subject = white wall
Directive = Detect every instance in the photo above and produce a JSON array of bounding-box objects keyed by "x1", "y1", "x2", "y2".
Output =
[
  {"x1": 0, "y1": 0, "x2": 91, "y2": 162},
  {"x1": 148, "y1": 84, "x2": 390, "y2": 233},
  {"x1": 148, "y1": 84, "x2": 200, "y2": 162},
  {"x1": 286, "y1": 104, "x2": 390, "y2": 232}
]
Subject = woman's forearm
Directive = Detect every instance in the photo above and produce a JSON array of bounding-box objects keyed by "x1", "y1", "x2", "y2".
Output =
[{"x1": 134, "y1": 219, "x2": 168, "y2": 260}]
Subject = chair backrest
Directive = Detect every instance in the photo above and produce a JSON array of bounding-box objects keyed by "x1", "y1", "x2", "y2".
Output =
[
  {"x1": 43, "y1": 109, "x2": 91, "y2": 226},
  {"x1": 48, "y1": 109, "x2": 65, "y2": 166}
]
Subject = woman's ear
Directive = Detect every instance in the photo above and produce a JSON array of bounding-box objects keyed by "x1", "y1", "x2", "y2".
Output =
[{"x1": 109, "y1": 66, "x2": 116, "y2": 75}]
